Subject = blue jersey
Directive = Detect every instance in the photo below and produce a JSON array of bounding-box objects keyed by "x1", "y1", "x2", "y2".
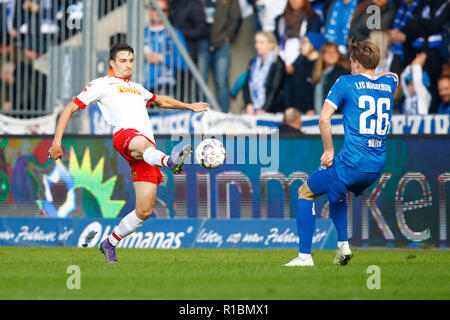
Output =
[{"x1": 325, "y1": 73, "x2": 398, "y2": 173}]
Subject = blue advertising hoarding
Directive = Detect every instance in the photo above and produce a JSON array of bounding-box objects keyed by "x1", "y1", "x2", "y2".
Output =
[{"x1": 0, "y1": 217, "x2": 337, "y2": 250}]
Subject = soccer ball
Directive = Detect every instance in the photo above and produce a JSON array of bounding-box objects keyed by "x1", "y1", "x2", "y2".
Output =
[{"x1": 195, "y1": 138, "x2": 226, "y2": 169}]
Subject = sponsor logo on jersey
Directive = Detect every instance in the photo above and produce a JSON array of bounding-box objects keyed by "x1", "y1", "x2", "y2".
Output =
[{"x1": 116, "y1": 86, "x2": 142, "y2": 96}]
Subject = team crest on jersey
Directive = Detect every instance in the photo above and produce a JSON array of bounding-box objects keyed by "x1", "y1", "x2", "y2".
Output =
[{"x1": 117, "y1": 86, "x2": 142, "y2": 96}]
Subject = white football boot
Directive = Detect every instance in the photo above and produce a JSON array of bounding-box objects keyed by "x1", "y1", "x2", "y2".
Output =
[
  {"x1": 333, "y1": 242, "x2": 353, "y2": 266},
  {"x1": 283, "y1": 255, "x2": 314, "y2": 267}
]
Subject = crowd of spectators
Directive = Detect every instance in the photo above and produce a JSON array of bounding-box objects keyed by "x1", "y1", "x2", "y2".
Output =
[
  {"x1": 0, "y1": 0, "x2": 125, "y2": 118},
  {"x1": 213, "y1": 0, "x2": 450, "y2": 116},
  {"x1": 150, "y1": 0, "x2": 450, "y2": 117}
]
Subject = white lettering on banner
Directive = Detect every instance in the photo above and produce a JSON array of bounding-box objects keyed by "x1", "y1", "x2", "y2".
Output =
[
  {"x1": 101, "y1": 225, "x2": 112, "y2": 245},
  {"x1": 0, "y1": 230, "x2": 15, "y2": 240},
  {"x1": 190, "y1": 112, "x2": 204, "y2": 133},
  {"x1": 88, "y1": 108, "x2": 450, "y2": 135},
  {"x1": 226, "y1": 233, "x2": 242, "y2": 244},
  {"x1": 15, "y1": 226, "x2": 57, "y2": 243},
  {"x1": 423, "y1": 115, "x2": 434, "y2": 134},
  {"x1": 151, "y1": 111, "x2": 193, "y2": 134},
  {"x1": 264, "y1": 228, "x2": 328, "y2": 246},
  {"x1": 264, "y1": 228, "x2": 299, "y2": 245},
  {"x1": 205, "y1": 117, "x2": 254, "y2": 131},
  {"x1": 407, "y1": 115, "x2": 423, "y2": 134},
  {"x1": 390, "y1": 116, "x2": 406, "y2": 134},
  {"x1": 435, "y1": 115, "x2": 450, "y2": 134},
  {"x1": 77, "y1": 222, "x2": 188, "y2": 248},
  {"x1": 78, "y1": 222, "x2": 103, "y2": 247},
  {"x1": 201, "y1": 110, "x2": 283, "y2": 134},
  {"x1": 390, "y1": 115, "x2": 450, "y2": 134},
  {"x1": 118, "y1": 231, "x2": 185, "y2": 249},
  {"x1": 195, "y1": 228, "x2": 223, "y2": 248},
  {"x1": 242, "y1": 233, "x2": 264, "y2": 243},
  {"x1": 58, "y1": 227, "x2": 74, "y2": 241},
  {"x1": 312, "y1": 230, "x2": 327, "y2": 243}
]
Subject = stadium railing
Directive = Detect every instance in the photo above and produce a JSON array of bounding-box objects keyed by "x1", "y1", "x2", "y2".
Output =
[{"x1": 0, "y1": 0, "x2": 219, "y2": 133}]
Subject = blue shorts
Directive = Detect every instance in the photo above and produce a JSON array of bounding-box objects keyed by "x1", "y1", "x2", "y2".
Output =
[{"x1": 307, "y1": 160, "x2": 381, "y2": 203}]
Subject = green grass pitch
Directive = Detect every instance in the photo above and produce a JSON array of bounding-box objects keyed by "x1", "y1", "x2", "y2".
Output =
[{"x1": 0, "y1": 247, "x2": 449, "y2": 300}]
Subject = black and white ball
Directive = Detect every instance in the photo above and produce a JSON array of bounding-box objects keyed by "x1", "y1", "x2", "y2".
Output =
[{"x1": 195, "y1": 138, "x2": 226, "y2": 169}]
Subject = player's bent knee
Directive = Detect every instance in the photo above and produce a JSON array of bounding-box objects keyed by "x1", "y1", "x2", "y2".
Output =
[
  {"x1": 129, "y1": 137, "x2": 154, "y2": 160},
  {"x1": 298, "y1": 183, "x2": 316, "y2": 201},
  {"x1": 135, "y1": 208, "x2": 153, "y2": 221}
]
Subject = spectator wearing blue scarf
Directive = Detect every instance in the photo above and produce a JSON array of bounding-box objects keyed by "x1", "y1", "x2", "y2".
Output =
[
  {"x1": 323, "y1": 0, "x2": 359, "y2": 54},
  {"x1": 243, "y1": 32, "x2": 285, "y2": 114},
  {"x1": 389, "y1": 0, "x2": 420, "y2": 63},
  {"x1": 400, "y1": 52, "x2": 432, "y2": 115},
  {"x1": 393, "y1": 0, "x2": 450, "y2": 113},
  {"x1": 143, "y1": 0, "x2": 187, "y2": 94}
]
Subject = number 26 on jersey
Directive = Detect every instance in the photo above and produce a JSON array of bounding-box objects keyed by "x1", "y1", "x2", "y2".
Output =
[{"x1": 358, "y1": 95, "x2": 390, "y2": 136}]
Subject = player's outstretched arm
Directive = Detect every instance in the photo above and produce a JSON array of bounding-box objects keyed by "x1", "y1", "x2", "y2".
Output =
[
  {"x1": 151, "y1": 95, "x2": 209, "y2": 112},
  {"x1": 48, "y1": 101, "x2": 80, "y2": 160},
  {"x1": 319, "y1": 102, "x2": 336, "y2": 167}
]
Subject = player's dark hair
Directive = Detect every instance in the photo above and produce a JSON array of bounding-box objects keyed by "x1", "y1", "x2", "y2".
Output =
[
  {"x1": 110, "y1": 43, "x2": 134, "y2": 61},
  {"x1": 348, "y1": 41, "x2": 380, "y2": 70}
]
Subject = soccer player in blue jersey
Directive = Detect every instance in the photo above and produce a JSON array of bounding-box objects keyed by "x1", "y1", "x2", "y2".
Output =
[{"x1": 284, "y1": 41, "x2": 399, "y2": 267}]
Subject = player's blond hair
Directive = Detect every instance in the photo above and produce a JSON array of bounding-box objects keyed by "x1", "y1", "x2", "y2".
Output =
[{"x1": 348, "y1": 40, "x2": 380, "y2": 70}]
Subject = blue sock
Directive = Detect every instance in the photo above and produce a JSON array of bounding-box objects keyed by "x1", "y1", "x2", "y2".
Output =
[
  {"x1": 329, "y1": 200, "x2": 348, "y2": 242},
  {"x1": 296, "y1": 198, "x2": 316, "y2": 254}
]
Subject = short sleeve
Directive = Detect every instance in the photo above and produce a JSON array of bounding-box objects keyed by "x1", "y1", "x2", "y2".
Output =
[
  {"x1": 325, "y1": 77, "x2": 344, "y2": 110},
  {"x1": 73, "y1": 79, "x2": 106, "y2": 109},
  {"x1": 138, "y1": 85, "x2": 156, "y2": 107},
  {"x1": 386, "y1": 72, "x2": 399, "y2": 91}
]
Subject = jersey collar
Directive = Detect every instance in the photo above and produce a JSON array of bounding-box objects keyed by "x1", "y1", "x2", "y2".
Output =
[
  {"x1": 111, "y1": 75, "x2": 131, "y2": 83},
  {"x1": 361, "y1": 73, "x2": 377, "y2": 80}
]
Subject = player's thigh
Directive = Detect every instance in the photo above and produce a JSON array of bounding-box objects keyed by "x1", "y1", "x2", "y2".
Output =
[
  {"x1": 298, "y1": 183, "x2": 318, "y2": 201},
  {"x1": 345, "y1": 171, "x2": 381, "y2": 197},
  {"x1": 128, "y1": 136, "x2": 153, "y2": 160},
  {"x1": 307, "y1": 165, "x2": 347, "y2": 203},
  {"x1": 133, "y1": 181, "x2": 158, "y2": 219}
]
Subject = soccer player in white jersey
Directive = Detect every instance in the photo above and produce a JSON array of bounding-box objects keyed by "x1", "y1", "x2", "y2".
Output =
[{"x1": 48, "y1": 43, "x2": 208, "y2": 262}]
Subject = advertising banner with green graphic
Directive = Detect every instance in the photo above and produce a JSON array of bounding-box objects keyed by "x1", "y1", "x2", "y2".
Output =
[{"x1": 0, "y1": 135, "x2": 448, "y2": 247}]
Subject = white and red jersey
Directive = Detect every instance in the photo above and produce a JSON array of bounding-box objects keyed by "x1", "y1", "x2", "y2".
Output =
[{"x1": 73, "y1": 76, "x2": 157, "y2": 143}]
